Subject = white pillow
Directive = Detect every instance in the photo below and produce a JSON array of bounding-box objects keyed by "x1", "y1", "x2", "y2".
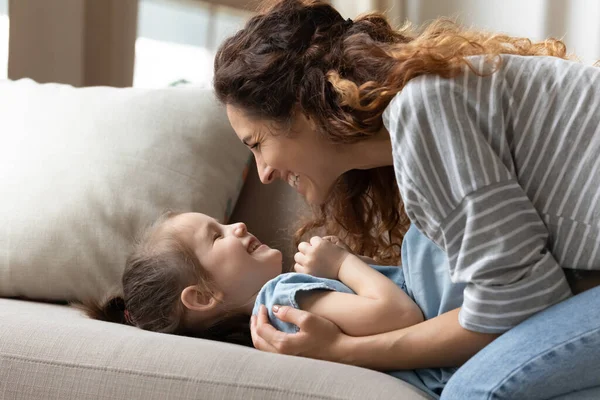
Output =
[{"x1": 0, "y1": 79, "x2": 249, "y2": 302}]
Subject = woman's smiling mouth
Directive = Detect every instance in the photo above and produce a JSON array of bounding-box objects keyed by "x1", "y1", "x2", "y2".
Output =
[{"x1": 287, "y1": 172, "x2": 299, "y2": 188}]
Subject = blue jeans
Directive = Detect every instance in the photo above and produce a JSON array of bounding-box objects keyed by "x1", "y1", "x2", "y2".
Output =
[{"x1": 441, "y1": 284, "x2": 600, "y2": 399}]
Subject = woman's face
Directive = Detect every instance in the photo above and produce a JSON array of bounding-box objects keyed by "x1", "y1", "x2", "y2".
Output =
[{"x1": 227, "y1": 105, "x2": 345, "y2": 205}]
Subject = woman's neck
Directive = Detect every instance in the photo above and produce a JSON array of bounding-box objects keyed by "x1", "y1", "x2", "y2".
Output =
[{"x1": 342, "y1": 126, "x2": 394, "y2": 171}]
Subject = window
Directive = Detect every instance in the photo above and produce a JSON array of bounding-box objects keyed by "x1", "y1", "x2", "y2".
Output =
[
  {"x1": 0, "y1": 0, "x2": 8, "y2": 80},
  {"x1": 134, "y1": 0, "x2": 250, "y2": 88}
]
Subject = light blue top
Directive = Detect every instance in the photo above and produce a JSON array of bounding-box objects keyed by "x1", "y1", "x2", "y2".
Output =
[
  {"x1": 252, "y1": 265, "x2": 407, "y2": 333},
  {"x1": 251, "y1": 225, "x2": 465, "y2": 398}
]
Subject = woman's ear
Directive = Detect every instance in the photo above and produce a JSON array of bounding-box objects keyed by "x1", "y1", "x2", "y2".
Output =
[{"x1": 180, "y1": 285, "x2": 219, "y2": 312}]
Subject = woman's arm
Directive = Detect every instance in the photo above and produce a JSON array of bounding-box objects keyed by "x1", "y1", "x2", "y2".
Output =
[
  {"x1": 297, "y1": 255, "x2": 422, "y2": 336},
  {"x1": 339, "y1": 308, "x2": 498, "y2": 369},
  {"x1": 251, "y1": 305, "x2": 498, "y2": 369}
]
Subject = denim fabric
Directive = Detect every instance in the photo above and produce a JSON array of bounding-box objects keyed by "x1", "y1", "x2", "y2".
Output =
[
  {"x1": 441, "y1": 284, "x2": 600, "y2": 400},
  {"x1": 393, "y1": 224, "x2": 467, "y2": 398}
]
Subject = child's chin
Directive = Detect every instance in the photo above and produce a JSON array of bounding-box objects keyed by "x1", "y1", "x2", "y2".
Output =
[{"x1": 270, "y1": 249, "x2": 283, "y2": 265}]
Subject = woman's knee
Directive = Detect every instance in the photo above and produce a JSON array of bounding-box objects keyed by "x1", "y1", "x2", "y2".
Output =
[{"x1": 442, "y1": 287, "x2": 600, "y2": 400}]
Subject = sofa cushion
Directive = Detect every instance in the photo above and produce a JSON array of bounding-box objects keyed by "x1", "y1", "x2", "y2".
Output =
[
  {"x1": 0, "y1": 79, "x2": 249, "y2": 302},
  {"x1": 0, "y1": 299, "x2": 432, "y2": 400}
]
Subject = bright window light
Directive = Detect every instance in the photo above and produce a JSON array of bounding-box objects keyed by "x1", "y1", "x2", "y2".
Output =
[
  {"x1": 134, "y1": 0, "x2": 249, "y2": 88},
  {"x1": 133, "y1": 37, "x2": 214, "y2": 88},
  {"x1": 0, "y1": 11, "x2": 8, "y2": 80}
]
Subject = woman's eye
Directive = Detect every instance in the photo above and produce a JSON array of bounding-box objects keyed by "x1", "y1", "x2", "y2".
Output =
[{"x1": 250, "y1": 143, "x2": 259, "y2": 150}]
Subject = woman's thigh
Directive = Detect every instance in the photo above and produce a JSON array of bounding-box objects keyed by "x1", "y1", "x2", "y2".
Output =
[{"x1": 441, "y1": 285, "x2": 600, "y2": 400}]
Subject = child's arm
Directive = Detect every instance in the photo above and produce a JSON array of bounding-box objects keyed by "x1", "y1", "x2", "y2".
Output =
[{"x1": 294, "y1": 237, "x2": 424, "y2": 337}]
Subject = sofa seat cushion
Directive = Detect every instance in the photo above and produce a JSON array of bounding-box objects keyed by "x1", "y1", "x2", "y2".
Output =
[{"x1": 0, "y1": 299, "x2": 432, "y2": 400}]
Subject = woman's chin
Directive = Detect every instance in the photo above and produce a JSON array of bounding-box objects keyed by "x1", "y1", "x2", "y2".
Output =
[{"x1": 303, "y1": 187, "x2": 329, "y2": 206}]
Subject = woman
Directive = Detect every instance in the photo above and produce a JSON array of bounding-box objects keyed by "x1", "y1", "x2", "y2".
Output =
[{"x1": 213, "y1": 0, "x2": 600, "y2": 398}]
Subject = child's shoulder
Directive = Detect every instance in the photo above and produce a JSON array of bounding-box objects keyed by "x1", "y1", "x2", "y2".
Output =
[
  {"x1": 251, "y1": 272, "x2": 354, "y2": 334},
  {"x1": 253, "y1": 272, "x2": 352, "y2": 315}
]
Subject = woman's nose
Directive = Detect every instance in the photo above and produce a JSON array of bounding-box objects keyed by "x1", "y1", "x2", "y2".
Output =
[{"x1": 257, "y1": 160, "x2": 276, "y2": 184}]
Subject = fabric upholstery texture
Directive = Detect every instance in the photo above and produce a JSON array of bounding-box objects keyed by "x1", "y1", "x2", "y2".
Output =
[
  {"x1": 0, "y1": 79, "x2": 249, "y2": 302},
  {"x1": 0, "y1": 299, "x2": 432, "y2": 400}
]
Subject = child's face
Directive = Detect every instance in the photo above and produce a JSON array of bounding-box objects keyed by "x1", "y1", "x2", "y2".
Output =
[{"x1": 168, "y1": 212, "x2": 282, "y2": 308}]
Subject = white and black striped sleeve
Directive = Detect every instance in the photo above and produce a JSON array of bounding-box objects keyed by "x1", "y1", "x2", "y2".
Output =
[{"x1": 385, "y1": 74, "x2": 572, "y2": 333}]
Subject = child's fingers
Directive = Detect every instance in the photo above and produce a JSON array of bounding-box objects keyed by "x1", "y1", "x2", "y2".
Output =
[
  {"x1": 322, "y1": 235, "x2": 339, "y2": 244},
  {"x1": 293, "y1": 263, "x2": 305, "y2": 273},
  {"x1": 297, "y1": 241, "x2": 311, "y2": 253},
  {"x1": 294, "y1": 251, "x2": 307, "y2": 266},
  {"x1": 309, "y1": 236, "x2": 323, "y2": 246}
]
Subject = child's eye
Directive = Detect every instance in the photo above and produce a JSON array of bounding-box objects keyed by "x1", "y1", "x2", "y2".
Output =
[{"x1": 213, "y1": 233, "x2": 222, "y2": 241}]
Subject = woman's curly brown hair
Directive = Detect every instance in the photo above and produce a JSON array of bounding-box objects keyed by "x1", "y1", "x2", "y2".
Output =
[{"x1": 214, "y1": 0, "x2": 570, "y2": 265}]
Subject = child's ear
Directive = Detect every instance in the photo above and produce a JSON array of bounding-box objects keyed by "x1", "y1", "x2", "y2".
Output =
[{"x1": 181, "y1": 285, "x2": 218, "y2": 312}]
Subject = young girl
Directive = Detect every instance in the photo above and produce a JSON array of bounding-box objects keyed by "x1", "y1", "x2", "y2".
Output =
[{"x1": 80, "y1": 211, "x2": 425, "y2": 347}]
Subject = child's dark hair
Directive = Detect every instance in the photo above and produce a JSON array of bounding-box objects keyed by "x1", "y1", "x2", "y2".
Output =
[{"x1": 76, "y1": 212, "x2": 252, "y2": 347}]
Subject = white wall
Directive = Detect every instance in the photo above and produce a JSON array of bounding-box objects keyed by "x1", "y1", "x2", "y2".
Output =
[{"x1": 555, "y1": 0, "x2": 600, "y2": 64}]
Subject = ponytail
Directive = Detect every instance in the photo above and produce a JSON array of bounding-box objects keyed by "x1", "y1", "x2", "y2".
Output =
[{"x1": 73, "y1": 296, "x2": 133, "y2": 326}]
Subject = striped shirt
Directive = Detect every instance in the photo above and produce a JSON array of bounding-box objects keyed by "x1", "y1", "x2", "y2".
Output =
[{"x1": 383, "y1": 54, "x2": 600, "y2": 333}]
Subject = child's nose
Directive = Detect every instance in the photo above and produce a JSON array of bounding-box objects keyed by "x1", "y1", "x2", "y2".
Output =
[{"x1": 233, "y1": 222, "x2": 247, "y2": 236}]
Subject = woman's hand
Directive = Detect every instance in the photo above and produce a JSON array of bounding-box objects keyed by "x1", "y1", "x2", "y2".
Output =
[
  {"x1": 250, "y1": 304, "x2": 349, "y2": 362},
  {"x1": 294, "y1": 236, "x2": 350, "y2": 280}
]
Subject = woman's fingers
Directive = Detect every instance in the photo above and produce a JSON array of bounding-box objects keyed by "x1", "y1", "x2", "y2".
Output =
[
  {"x1": 253, "y1": 305, "x2": 296, "y2": 354},
  {"x1": 253, "y1": 305, "x2": 345, "y2": 360},
  {"x1": 250, "y1": 316, "x2": 260, "y2": 348},
  {"x1": 273, "y1": 305, "x2": 313, "y2": 330},
  {"x1": 251, "y1": 307, "x2": 279, "y2": 352}
]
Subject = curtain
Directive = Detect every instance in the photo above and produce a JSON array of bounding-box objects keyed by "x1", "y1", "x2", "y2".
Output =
[
  {"x1": 332, "y1": 0, "x2": 600, "y2": 64},
  {"x1": 8, "y1": 0, "x2": 138, "y2": 87}
]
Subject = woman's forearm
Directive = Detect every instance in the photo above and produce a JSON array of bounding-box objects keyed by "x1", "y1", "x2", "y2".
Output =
[{"x1": 338, "y1": 308, "x2": 499, "y2": 370}]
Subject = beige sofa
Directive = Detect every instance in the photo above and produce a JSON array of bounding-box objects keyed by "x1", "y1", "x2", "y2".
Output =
[
  {"x1": 0, "y1": 79, "x2": 431, "y2": 399},
  {"x1": 0, "y1": 167, "x2": 431, "y2": 399}
]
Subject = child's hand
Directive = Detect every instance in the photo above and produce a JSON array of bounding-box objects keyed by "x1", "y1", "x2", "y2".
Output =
[
  {"x1": 323, "y1": 235, "x2": 378, "y2": 265},
  {"x1": 322, "y1": 236, "x2": 352, "y2": 252},
  {"x1": 294, "y1": 236, "x2": 351, "y2": 280}
]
